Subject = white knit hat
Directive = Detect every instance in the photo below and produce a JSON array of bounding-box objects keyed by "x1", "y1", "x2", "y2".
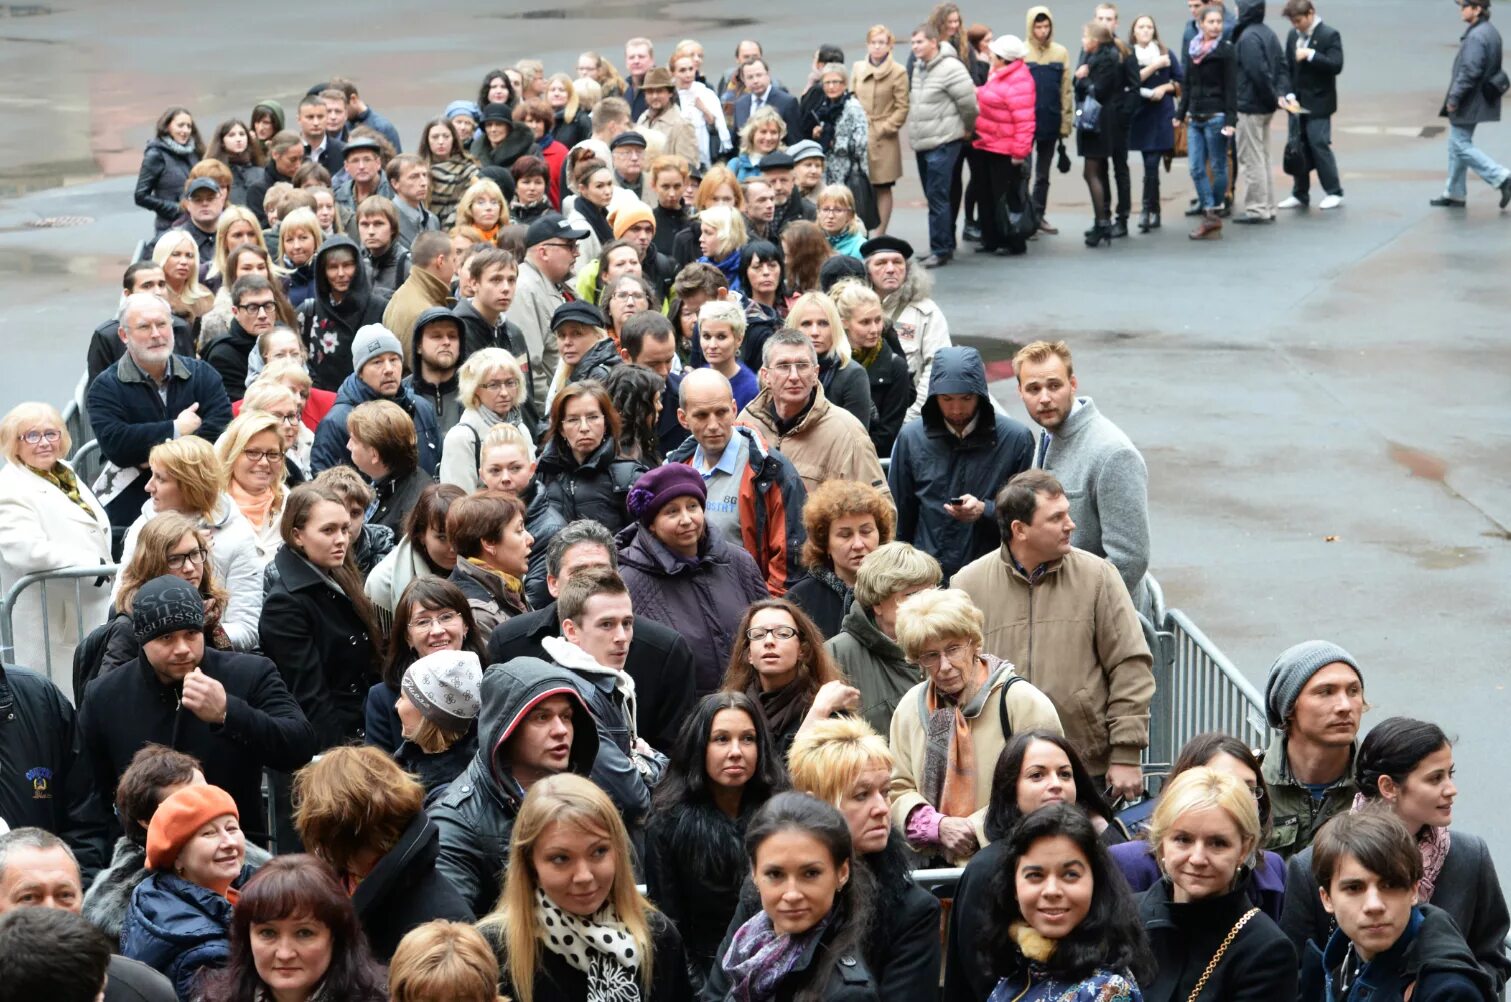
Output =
[{"x1": 401, "y1": 650, "x2": 483, "y2": 730}]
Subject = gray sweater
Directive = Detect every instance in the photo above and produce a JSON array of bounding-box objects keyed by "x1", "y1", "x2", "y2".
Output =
[{"x1": 1033, "y1": 397, "x2": 1151, "y2": 601}]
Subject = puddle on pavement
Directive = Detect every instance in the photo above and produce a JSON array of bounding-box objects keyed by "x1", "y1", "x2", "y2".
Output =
[
  {"x1": 1387, "y1": 441, "x2": 1449, "y2": 481},
  {"x1": 1385, "y1": 541, "x2": 1487, "y2": 570}
]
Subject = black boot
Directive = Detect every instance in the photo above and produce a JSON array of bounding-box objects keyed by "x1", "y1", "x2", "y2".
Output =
[
  {"x1": 1085, "y1": 220, "x2": 1113, "y2": 247},
  {"x1": 1137, "y1": 211, "x2": 1154, "y2": 233},
  {"x1": 1146, "y1": 210, "x2": 1161, "y2": 230},
  {"x1": 1110, "y1": 217, "x2": 1129, "y2": 238}
]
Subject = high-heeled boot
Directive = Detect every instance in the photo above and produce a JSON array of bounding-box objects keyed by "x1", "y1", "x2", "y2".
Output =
[{"x1": 1085, "y1": 220, "x2": 1113, "y2": 247}]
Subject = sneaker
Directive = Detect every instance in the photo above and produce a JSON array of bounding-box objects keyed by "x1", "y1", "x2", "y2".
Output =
[
  {"x1": 1276, "y1": 195, "x2": 1307, "y2": 209},
  {"x1": 1429, "y1": 196, "x2": 1467, "y2": 207},
  {"x1": 1319, "y1": 194, "x2": 1344, "y2": 210}
]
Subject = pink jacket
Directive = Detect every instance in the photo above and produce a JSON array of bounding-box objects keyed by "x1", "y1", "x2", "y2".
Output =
[{"x1": 973, "y1": 60, "x2": 1037, "y2": 159}]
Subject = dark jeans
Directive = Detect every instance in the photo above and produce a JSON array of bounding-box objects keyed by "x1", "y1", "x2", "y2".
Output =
[
  {"x1": 916, "y1": 140, "x2": 963, "y2": 256},
  {"x1": 1111, "y1": 126, "x2": 1132, "y2": 219},
  {"x1": 1140, "y1": 150, "x2": 1162, "y2": 212},
  {"x1": 978, "y1": 152, "x2": 1029, "y2": 253},
  {"x1": 1289, "y1": 113, "x2": 1342, "y2": 201},
  {"x1": 1032, "y1": 134, "x2": 1058, "y2": 215}
]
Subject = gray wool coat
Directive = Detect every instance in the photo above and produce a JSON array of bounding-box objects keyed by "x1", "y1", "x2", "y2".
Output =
[
  {"x1": 1032, "y1": 397, "x2": 1152, "y2": 606},
  {"x1": 1444, "y1": 17, "x2": 1504, "y2": 125}
]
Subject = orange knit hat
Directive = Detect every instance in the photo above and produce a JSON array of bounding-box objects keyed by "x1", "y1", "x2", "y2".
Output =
[
  {"x1": 146, "y1": 784, "x2": 239, "y2": 872},
  {"x1": 610, "y1": 201, "x2": 656, "y2": 240}
]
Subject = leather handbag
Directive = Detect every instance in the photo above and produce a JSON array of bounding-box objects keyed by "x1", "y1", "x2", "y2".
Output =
[
  {"x1": 1484, "y1": 68, "x2": 1511, "y2": 105},
  {"x1": 1076, "y1": 94, "x2": 1103, "y2": 133}
]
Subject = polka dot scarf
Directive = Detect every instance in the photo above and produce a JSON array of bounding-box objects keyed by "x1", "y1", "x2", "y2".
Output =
[{"x1": 535, "y1": 887, "x2": 643, "y2": 1002}]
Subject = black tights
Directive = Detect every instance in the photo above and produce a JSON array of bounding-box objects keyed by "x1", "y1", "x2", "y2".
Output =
[{"x1": 1084, "y1": 157, "x2": 1110, "y2": 222}]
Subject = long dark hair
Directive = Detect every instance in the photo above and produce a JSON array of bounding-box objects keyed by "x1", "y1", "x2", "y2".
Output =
[
  {"x1": 1356, "y1": 717, "x2": 1452, "y2": 804},
  {"x1": 983, "y1": 731, "x2": 1117, "y2": 842},
  {"x1": 745, "y1": 792, "x2": 875, "y2": 1002},
  {"x1": 721, "y1": 598, "x2": 842, "y2": 701},
  {"x1": 477, "y1": 69, "x2": 518, "y2": 112},
  {"x1": 281, "y1": 483, "x2": 385, "y2": 664},
  {"x1": 655, "y1": 692, "x2": 788, "y2": 813},
  {"x1": 985, "y1": 804, "x2": 1154, "y2": 985},
  {"x1": 206, "y1": 118, "x2": 266, "y2": 167},
  {"x1": 1169, "y1": 731, "x2": 1273, "y2": 844},
  {"x1": 402, "y1": 483, "x2": 466, "y2": 575},
  {"x1": 381, "y1": 577, "x2": 487, "y2": 689},
  {"x1": 419, "y1": 117, "x2": 467, "y2": 164},
  {"x1": 198, "y1": 855, "x2": 385, "y2": 1002},
  {"x1": 603, "y1": 364, "x2": 664, "y2": 465},
  {"x1": 155, "y1": 106, "x2": 205, "y2": 156}
]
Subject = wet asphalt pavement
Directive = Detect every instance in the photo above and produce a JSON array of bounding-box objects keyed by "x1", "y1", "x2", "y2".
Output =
[{"x1": 0, "y1": 0, "x2": 1508, "y2": 866}]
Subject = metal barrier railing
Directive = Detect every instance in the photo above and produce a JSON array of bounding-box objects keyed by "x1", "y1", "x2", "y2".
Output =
[
  {"x1": 69, "y1": 438, "x2": 105, "y2": 489},
  {"x1": 1154, "y1": 607, "x2": 1271, "y2": 767},
  {"x1": 62, "y1": 373, "x2": 91, "y2": 456},
  {"x1": 0, "y1": 563, "x2": 119, "y2": 692}
]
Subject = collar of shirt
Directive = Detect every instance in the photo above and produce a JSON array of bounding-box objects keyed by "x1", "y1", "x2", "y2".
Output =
[
  {"x1": 948, "y1": 412, "x2": 980, "y2": 440},
  {"x1": 693, "y1": 434, "x2": 743, "y2": 477}
]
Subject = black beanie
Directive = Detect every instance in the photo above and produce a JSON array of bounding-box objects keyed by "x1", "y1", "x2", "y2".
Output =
[{"x1": 132, "y1": 575, "x2": 206, "y2": 644}]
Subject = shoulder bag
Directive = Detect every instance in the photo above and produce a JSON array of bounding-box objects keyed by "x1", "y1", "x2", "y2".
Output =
[{"x1": 1185, "y1": 908, "x2": 1261, "y2": 1002}]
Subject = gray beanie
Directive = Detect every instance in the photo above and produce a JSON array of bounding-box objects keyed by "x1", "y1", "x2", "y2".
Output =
[
  {"x1": 1264, "y1": 640, "x2": 1362, "y2": 728},
  {"x1": 401, "y1": 650, "x2": 483, "y2": 731},
  {"x1": 351, "y1": 324, "x2": 403, "y2": 375},
  {"x1": 133, "y1": 575, "x2": 206, "y2": 645}
]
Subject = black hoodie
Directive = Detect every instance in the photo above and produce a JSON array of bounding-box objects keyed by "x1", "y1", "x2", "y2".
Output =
[
  {"x1": 1233, "y1": 0, "x2": 1292, "y2": 114},
  {"x1": 299, "y1": 235, "x2": 391, "y2": 391},
  {"x1": 401, "y1": 306, "x2": 464, "y2": 432},
  {"x1": 201, "y1": 317, "x2": 259, "y2": 402},
  {"x1": 430, "y1": 658, "x2": 598, "y2": 915}
]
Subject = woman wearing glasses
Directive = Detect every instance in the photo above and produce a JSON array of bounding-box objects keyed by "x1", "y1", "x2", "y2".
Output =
[
  {"x1": 887, "y1": 587, "x2": 1063, "y2": 865},
  {"x1": 441, "y1": 348, "x2": 537, "y2": 492},
  {"x1": 215, "y1": 412, "x2": 289, "y2": 566},
  {"x1": 0, "y1": 402, "x2": 112, "y2": 688},
  {"x1": 720, "y1": 597, "x2": 847, "y2": 755}
]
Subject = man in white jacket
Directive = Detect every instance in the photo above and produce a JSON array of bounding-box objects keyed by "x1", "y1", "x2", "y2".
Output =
[{"x1": 907, "y1": 23, "x2": 979, "y2": 267}]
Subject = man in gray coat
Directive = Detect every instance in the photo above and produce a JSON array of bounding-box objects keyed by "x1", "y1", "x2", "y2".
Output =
[
  {"x1": 1013, "y1": 340, "x2": 1151, "y2": 610},
  {"x1": 1433, "y1": 0, "x2": 1511, "y2": 208}
]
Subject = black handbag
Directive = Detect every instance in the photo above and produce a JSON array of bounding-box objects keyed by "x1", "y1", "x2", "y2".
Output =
[
  {"x1": 846, "y1": 167, "x2": 881, "y2": 232},
  {"x1": 1076, "y1": 94, "x2": 1103, "y2": 133},
  {"x1": 1056, "y1": 139, "x2": 1072, "y2": 173},
  {"x1": 1006, "y1": 172, "x2": 1039, "y2": 240},
  {"x1": 1282, "y1": 131, "x2": 1311, "y2": 177},
  {"x1": 1484, "y1": 68, "x2": 1511, "y2": 105}
]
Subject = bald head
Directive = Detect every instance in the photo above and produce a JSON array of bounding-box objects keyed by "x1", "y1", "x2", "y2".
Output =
[
  {"x1": 678, "y1": 368, "x2": 740, "y2": 458},
  {"x1": 678, "y1": 366, "x2": 734, "y2": 408}
]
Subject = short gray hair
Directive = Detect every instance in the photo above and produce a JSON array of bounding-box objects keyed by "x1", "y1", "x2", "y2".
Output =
[
  {"x1": 545, "y1": 520, "x2": 618, "y2": 579},
  {"x1": 761, "y1": 327, "x2": 818, "y2": 368},
  {"x1": 117, "y1": 291, "x2": 171, "y2": 329},
  {"x1": 854, "y1": 542, "x2": 943, "y2": 608},
  {"x1": 0, "y1": 828, "x2": 75, "y2": 883}
]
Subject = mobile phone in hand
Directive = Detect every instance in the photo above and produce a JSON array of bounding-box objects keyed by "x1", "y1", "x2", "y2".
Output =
[{"x1": 948, "y1": 496, "x2": 966, "y2": 506}]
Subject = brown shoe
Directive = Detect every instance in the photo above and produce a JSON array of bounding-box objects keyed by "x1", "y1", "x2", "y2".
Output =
[
  {"x1": 1038, "y1": 219, "x2": 1058, "y2": 235},
  {"x1": 1189, "y1": 210, "x2": 1223, "y2": 240}
]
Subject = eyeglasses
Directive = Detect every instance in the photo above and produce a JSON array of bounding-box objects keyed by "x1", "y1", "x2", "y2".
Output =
[
  {"x1": 817, "y1": 205, "x2": 851, "y2": 216},
  {"x1": 237, "y1": 301, "x2": 276, "y2": 314},
  {"x1": 916, "y1": 643, "x2": 972, "y2": 671},
  {"x1": 746, "y1": 625, "x2": 798, "y2": 642},
  {"x1": 410, "y1": 610, "x2": 462, "y2": 632},
  {"x1": 562, "y1": 413, "x2": 604, "y2": 427},
  {"x1": 768, "y1": 361, "x2": 814, "y2": 375},
  {"x1": 482, "y1": 378, "x2": 520, "y2": 393},
  {"x1": 270, "y1": 411, "x2": 300, "y2": 425},
  {"x1": 241, "y1": 449, "x2": 282, "y2": 465},
  {"x1": 612, "y1": 290, "x2": 649, "y2": 302},
  {"x1": 165, "y1": 548, "x2": 207, "y2": 571},
  {"x1": 21, "y1": 429, "x2": 62, "y2": 445}
]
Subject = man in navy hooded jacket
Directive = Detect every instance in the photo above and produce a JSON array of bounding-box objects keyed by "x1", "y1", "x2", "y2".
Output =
[{"x1": 888, "y1": 346, "x2": 1034, "y2": 579}]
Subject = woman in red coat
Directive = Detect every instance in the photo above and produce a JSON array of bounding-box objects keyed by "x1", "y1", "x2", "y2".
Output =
[{"x1": 972, "y1": 35, "x2": 1038, "y2": 256}]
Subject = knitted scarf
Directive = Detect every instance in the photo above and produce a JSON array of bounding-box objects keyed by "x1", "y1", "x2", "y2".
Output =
[
  {"x1": 811, "y1": 91, "x2": 851, "y2": 152},
  {"x1": 1188, "y1": 32, "x2": 1220, "y2": 64},
  {"x1": 535, "y1": 888, "x2": 642, "y2": 1002},
  {"x1": 29, "y1": 463, "x2": 92, "y2": 516},
  {"x1": 700, "y1": 246, "x2": 743, "y2": 293},
  {"x1": 228, "y1": 479, "x2": 278, "y2": 531},
  {"x1": 157, "y1": 135, "x2": 198, "y2": 158},
  {"x1": 576, "y1": 197, "x2": 615, "y2": 244},
  {"x1": 464, "y1": 557, "x2": 528, "y2": 614},
  {"x1": 852, "y1": 341, "x2": 883, "y2": 369},
  {"x1": 722, "y1": 908, "x2": 833, "y2": 1002},
  {"x1": 1350, "y1": 792, "x2": 1452, "y2": 901},
  {"x1": 921, "y1": 654, "x2": 992, "y2": 821}
]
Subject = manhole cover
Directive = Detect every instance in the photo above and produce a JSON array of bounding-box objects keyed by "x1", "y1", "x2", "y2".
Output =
[{"x1": 26, "y1": 215, "x2": 93, "y2": 228}]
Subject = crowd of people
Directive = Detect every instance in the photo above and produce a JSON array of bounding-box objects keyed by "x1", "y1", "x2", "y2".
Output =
[{"x1": 0, "y1": 2, "x2": 1508, "y2": 1001}]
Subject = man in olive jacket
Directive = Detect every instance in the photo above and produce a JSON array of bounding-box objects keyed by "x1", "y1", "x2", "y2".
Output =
[{"x1": 950, "y1": 470, "x2": 1153, "y2": 801}]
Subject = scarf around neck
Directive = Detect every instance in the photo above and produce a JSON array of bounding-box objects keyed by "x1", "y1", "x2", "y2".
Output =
[
  {"x1": 921, "y1": 654, "x2": 995, "y2": 821},
  {"x1": 1350, "y1": 792, "x2": 1452, "y2": 900},
  {"x1": 1135, "y1": 41, "x2": 1165, "y2": 67},
  {"x1": 722, "y1": 907, "x2": 833, "y2": 1002},
  {"x1": 576, "y1": 197, "x2": 615, "y2": 243},
  {"x1": 701, "y1": 246, "x2": 743, "y2": 293},
  {"x1": 158, "y1": 135, "x2": 198, "y2": 158},
  {"x1": 29, "y1": 463, "x2": 92, "y2": 516},
  {"x1": 1188, "y1": 32, "x2": 1220, "y2": 64},
  {"x1": 228, "y1": 479, "x2": 278, "y2": 530},
  {"x1": 813, "y1": 92, "x2": 851, "y2": 150},
  {"x1": 535, "y1": 888, "x2": 642, "y2": 1001}
]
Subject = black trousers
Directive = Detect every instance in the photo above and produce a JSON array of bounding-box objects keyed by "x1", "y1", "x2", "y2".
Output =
[
  {"x1": 978, "y1": 152, "x2": 1029, "y2": 253},
  {"x1": 1111, "y1": 129, "x2": 1132, "y2": 219},
  {"x1": 1031, "y1": 134, "x2": 1059, "y2": 215}
]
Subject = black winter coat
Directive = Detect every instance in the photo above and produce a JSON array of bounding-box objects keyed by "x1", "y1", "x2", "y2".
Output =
[
  {"x1": 535, "y1": 436, "x2": 647, "y2": 535},
  {"x1": 363, "y1": 240, "x2": 412, "y2": 297},
  {"x1": 1233, "y1": 0, "x2": 1291, "y2": 114},
  {"x1": 134, "y1": 138, "x2": 197, "y2": 233},
  {"x1": 1138, "y1": 880, "x2": 1297, "y2": 1002},
  {"x1": 86, "y1": 316, "x2": 195, "y2": 387},
  {"x1": 786, "y1": 569, "x2": 850, "y2": 640},
  {"x1": 258, "y1": 546, "x2": 382, "y2": 751},
  {"x1": 79, "y1": 647, "x2": 316, "y2": 847},
  {"x1": 0, "y1": 664, "x2": 109, "y2": 878},
  {"x1": 704, "y1": 892, "x2": 880, "y2": 1002},
  {"x1": 1307, "y1": 905, "x2": 1498, "y2": 1002},
  {"x1": 486, "y1": 603, "x2": 697, "y2": 755},
  {"x1": 1179, "y1": 39, "x2": 1239, "y2": 122},
  {"x1": 353, "y1": 811, "x2": 475, "y2": 961},
  {"x1": 1075, "y1": 47, "x2": 1126, "y2": 159},
  {"x1": 863, "y1": 338, "x2": 916, "y2": 458},
  {"x1": 299, "y1": 236, "x2": 392, "y2": 392},
  {"x1": 246, "y1": 162, "x2": 294, "y2": 227},
  {"x1": 486, "y1": 910, "x2": 694, "y2": 1002},
  {"x1": 394, "y1": 728, "x2": 477, "y2": 800},
  {"x1": 200, "y1": 319, "x2": 258, "y2": 403},
  {"x1": 227, "y1": 161, "x2": 262, "y2": 208},
  {"x1": 818, "y1": 355, "x2": 874, "y2": 431},
  {"x1": 368, "y1": 466, "x2": 432, "y2": 535}
]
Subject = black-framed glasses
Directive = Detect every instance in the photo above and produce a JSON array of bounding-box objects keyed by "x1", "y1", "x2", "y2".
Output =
[
  {"x1": 241, "y1": 449, "x2": 282, "y2": 465},
  {"x1": 166, "y1": 548, "x2": 207, "y2": 571},
  {"x1": 746, "y1": 625, "x2": 798, "y2": 642},
  {"x1": 236, "y1": 301, "x2": 277, "y2": 315}
]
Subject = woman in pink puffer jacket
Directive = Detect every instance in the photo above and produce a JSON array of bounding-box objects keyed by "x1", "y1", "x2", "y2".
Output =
[{"x1": 973, "y1": 35, "x2": 1038, "y2": 255}]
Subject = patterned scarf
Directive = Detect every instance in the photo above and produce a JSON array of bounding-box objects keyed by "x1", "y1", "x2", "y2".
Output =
[
  {"x1": 535, "y1": 888, "x2": 642, "y2": 1002},
  {"x1": 1188, "y1": 32, "x2": 1220, "y2": 65},
  {"x1": 721, "y1": 908, "x2": 833, "y2": 1002},
  {"x1": 1350, "y1": 792, "x2": 1452, "y2": 900},
  {"x1": 852, "y1": 341, "x2": 883, "y2": 369},
  {"x1": 29, "y1": 463, "x2": 92, "y2": 516},
  {"x1": 921, "y1": 654, "x2": 992, "y2": 821}
]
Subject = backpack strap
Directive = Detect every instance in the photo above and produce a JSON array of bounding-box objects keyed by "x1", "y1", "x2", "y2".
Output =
[{"x1": 998, "y1": 672, "x2": 1026, "y2": 738}]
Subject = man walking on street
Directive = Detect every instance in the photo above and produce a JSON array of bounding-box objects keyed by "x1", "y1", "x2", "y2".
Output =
[
  {"x1": 1277, "y1": 0, "x2": 1345, "y2": 210},
  {"x1": 908, "y1": 23, "x2": 979, "y2": 268},
  {"x1": 1432, "y1": 0, "x2": 1511, "y2": 208}
]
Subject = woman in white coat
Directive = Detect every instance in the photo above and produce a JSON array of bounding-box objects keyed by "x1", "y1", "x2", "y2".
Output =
[
  {"x1": 114, "y1": 436, "x2": 262, "y2": 651},
  {"x1": 0, "y1": 403, "x2": 112, "y2": 697}
]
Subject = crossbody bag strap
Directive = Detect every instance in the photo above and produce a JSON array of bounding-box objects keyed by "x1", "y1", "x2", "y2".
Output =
[{"x1": 1186, "y1": 907, "x2": 1261, "y2": 1002}]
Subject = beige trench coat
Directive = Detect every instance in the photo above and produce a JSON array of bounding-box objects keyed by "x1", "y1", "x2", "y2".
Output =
[{"x1": 851, "y1": 57, "x2": 910, "y2": 185}]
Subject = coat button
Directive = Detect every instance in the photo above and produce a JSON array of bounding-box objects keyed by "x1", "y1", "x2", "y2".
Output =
[
  {"x1": 460, "y1": 785, "x2": 471, "y2": 793},
  {"x1": 840, "y1": 955, "x2": 856, "y2": 967}
]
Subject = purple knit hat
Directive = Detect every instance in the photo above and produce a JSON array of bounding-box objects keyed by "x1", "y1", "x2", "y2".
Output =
[{"x1": 626, "y1": 464, "x2": 707, "y2": 525}]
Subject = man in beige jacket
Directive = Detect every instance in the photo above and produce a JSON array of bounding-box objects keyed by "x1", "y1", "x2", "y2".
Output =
[
  {"x1": 635, "y1": 68, "x2": 700, "y2": 167},
  {"x1": 737, "y1": 329, "x2": 890, "y2": 501},
  {"x1": 951, "y1": 469, "x2": 1154, "y2": 800}
]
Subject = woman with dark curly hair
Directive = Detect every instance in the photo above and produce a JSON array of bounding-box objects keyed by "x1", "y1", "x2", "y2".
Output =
[
  {"x1": 786, "y1": 479, "x2": 894, "y2": 638},
  {"x1": 603, "y1": 363, "x2": 665, "y2": 465}
]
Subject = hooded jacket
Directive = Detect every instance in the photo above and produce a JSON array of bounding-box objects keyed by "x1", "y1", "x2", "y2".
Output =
[
  {"x1": 401, "y1": 306, "x2": 464, "y2": 432},
  {"x1": 310, "y1": 368, "x2": 441, "y2": 476},
  {"x1": 975, "y1": 59, "x2": 1038, "y2": 158},
  {"x1": 825, "y1": 599, "x2": 921, "y2": 738},
  {"x1": 362, "y1": 236, "x2": 411, "y2": 298},
  {"x1": 1025, "y1": 6, "x2": 1075, "y2": 138},
  {"x1": 615, "y1": 521, "x2": 771, "y2": 695},
  {"x1": 889, "y1": 346, "x2": 1035, "y2": 579},
  {"x1": 1311, "y1": 905, "x2": 1497, "y2": 1002},
  {"x1": 200, "y1": 318, "x2": 258, "y2": 403},
  {"x1": 737, "y1": 384, "x2": 890, "y2": 499},
  {"x1": 1233, "y1": 0, "x2": 1292, "y2": 114},
  {"x1": 298, "y1": 236, "x2": 392, "y2": 391},
  {"x1": 120, "y1": 866, "x2": 253, "y2": 1001},
  {"x1": 84, "y1": 836, "x2": 272, "y2": 946},
  {"x1": 352, "y1": 810, "x2": 475, "y2": 961},
  {"x1": 430, "y1": 659, "x2": 599, "y2": 915},
  {"x1": 666, "y1": 425, "x2": 808, "y2": 598},
  {"x1": 78, "y1": 647, "x2": 316, "y2": 848},
  {"x1": 535, "y1": 435, "x2": 646, "y2": 535}
]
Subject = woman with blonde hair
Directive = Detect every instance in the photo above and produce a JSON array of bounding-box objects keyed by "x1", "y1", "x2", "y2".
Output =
[
  {"x1": 292, "y1": 745, "x2": 474, "y2": 960},
  {"x1": 730, "y1": 106, "x2": 788, "y2": 180},
  {"x1": 573, "y1": 76, "x2": 604, "y2": 112},
  {"x1": 694, "y1": 204, "x2": 748, "y2": 292},
  {"x1": 276, "y1": 206, "x2": 324, "y2": 304},
  {"x1": 477, "y1": 773, "x2": 689, "y2": 1002},
  {"x1": 389, "y1": 921, "x2": 503, "y2": 1002},
  {"x1": 441, "y1": 347, "x2": 537, "y2": 489},
  {"x1": 785, "y1": 291, "x2": 872, "y2": 428},
  {"x1": 205, "y1": 206, "x2": 265, "y2": 286},
  {"x1": 813, "y1": 183, "x2": 867, "y2": 258},
  {"x1": 829, "y1": 279, "x2": 913, "y2": 454},
  {"x1": 671, "y1": 43, "x2": 729, "y2": 167},
  {"x1": 852, "y1": 25, "x2": 910, "y2": 233},
  {"x1": 0, "y1": 401, "x2": 111, "y2": 687},
  {"x1": 239, "y1": 376, "x2": 312, "y2": 481},
  {"x1": 215, "y1": 410, "x2": 288, "y2": 564},
  {"x1": 152, "y1": 228, "x2": 214, "y2": 322},
  {"x1": 455, "y1": 178, "x2": 510, "y2": 244},
  {"x1": 546, "y1": 72, "x2": 592, "y2": 149},
  {"x1": 198, "y1": 243, "x2": 297, "y2": 350},
  {"x1": 117, "y1": 436, "x2": 263, "y2": 650},
  {"x1": 96, "y1": 512, "x2": 233, "y2": 680},
  {"x1": 671, "y1": 165, "x2": 744, "y2": 265},
  {"x1": 695, "y1": 299, "x2": 759, "y2": 410}
]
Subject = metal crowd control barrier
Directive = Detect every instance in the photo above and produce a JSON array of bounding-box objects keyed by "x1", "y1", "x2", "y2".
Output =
[{"x1": 0, "y1": 564, "x2": 119, "y2": 691}]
